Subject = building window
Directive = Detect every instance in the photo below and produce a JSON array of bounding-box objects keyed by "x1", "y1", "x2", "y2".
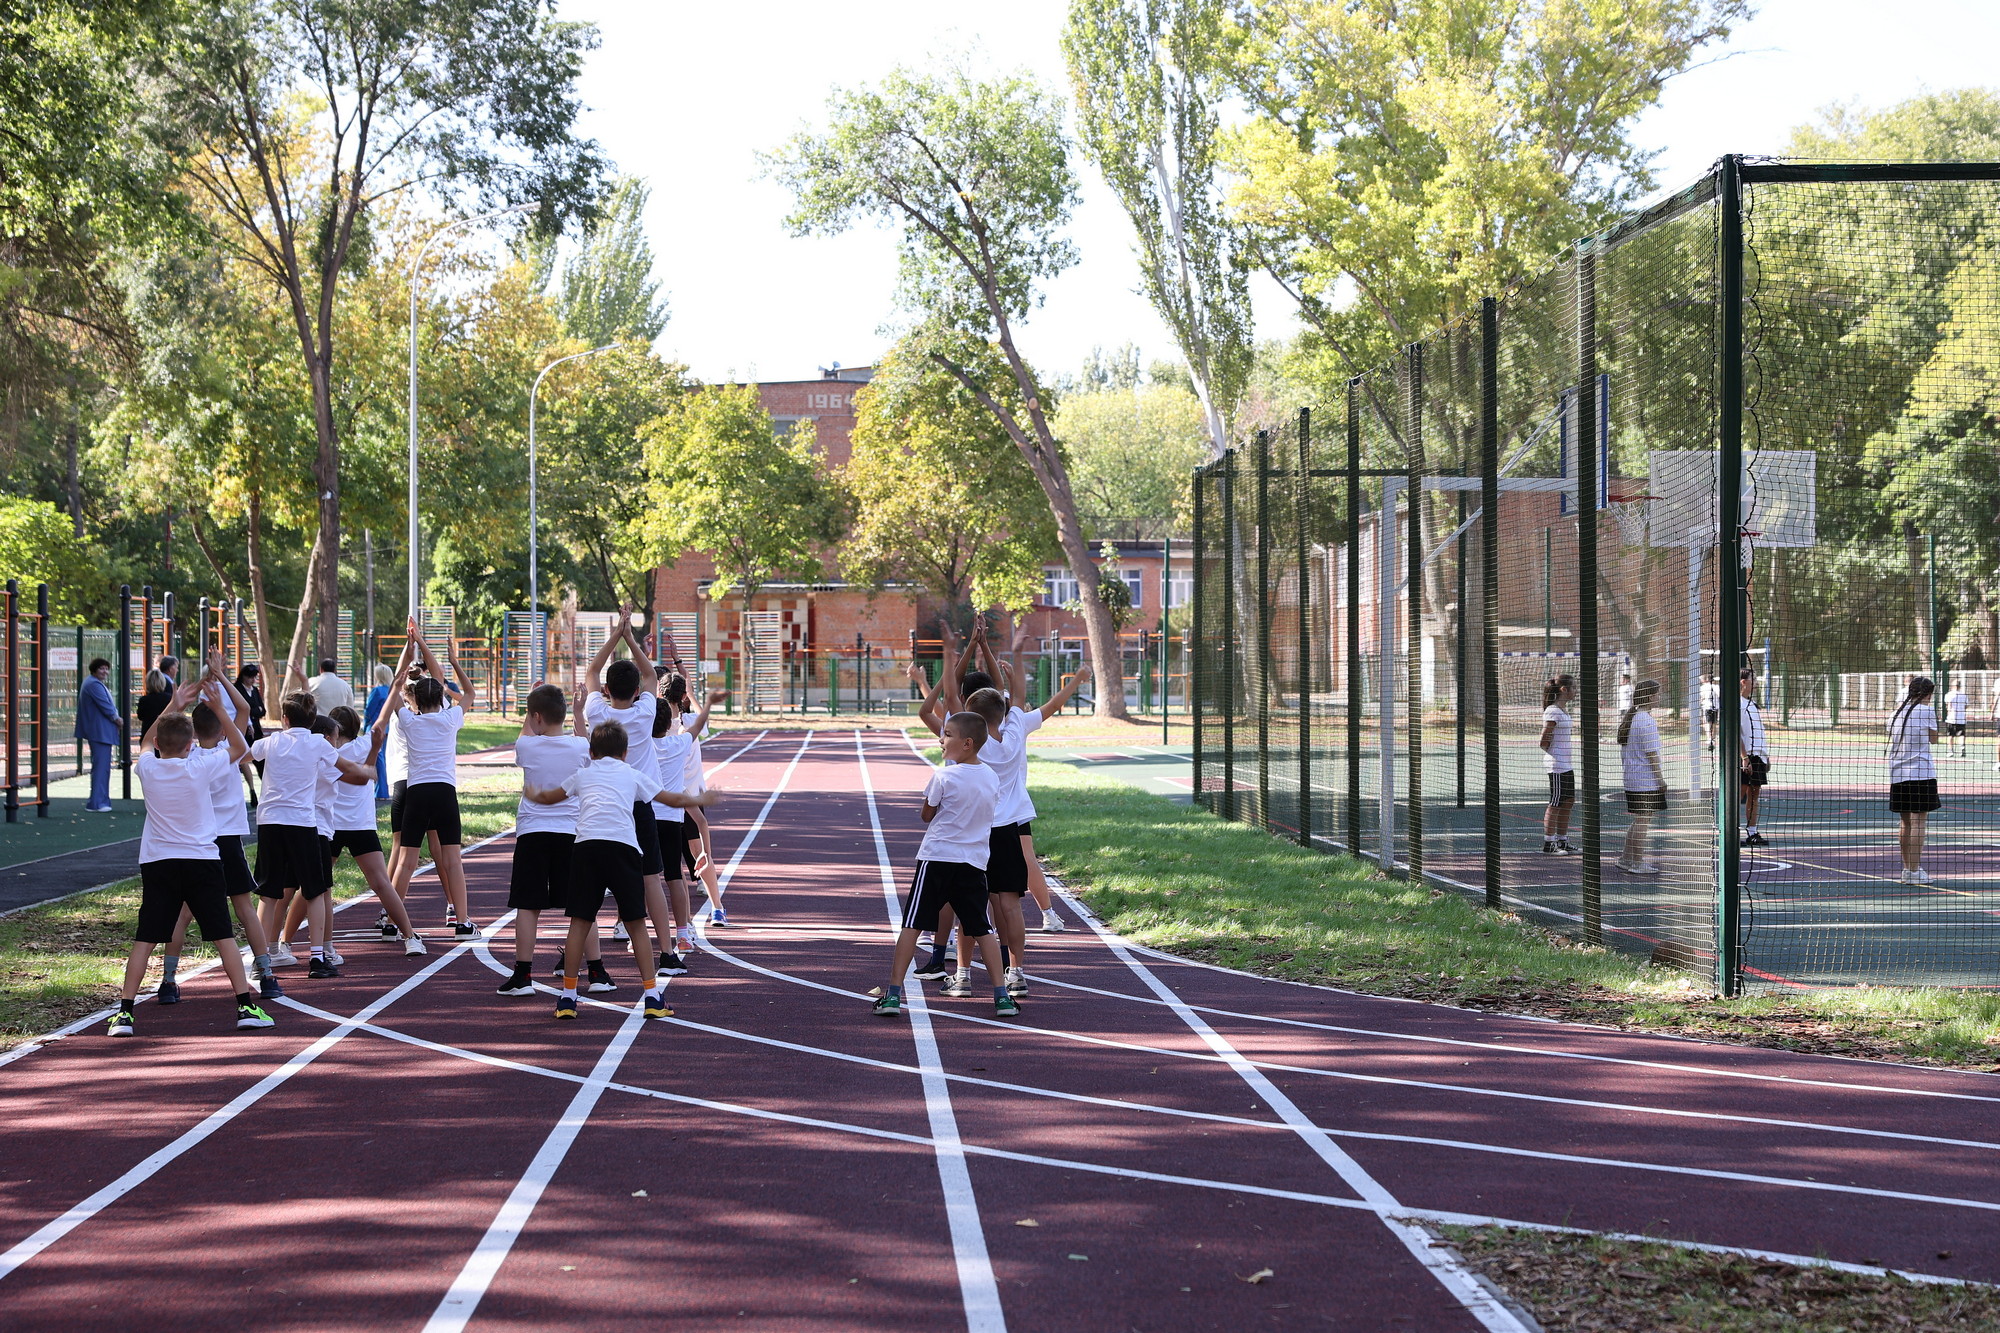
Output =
[
  {"x1": 1043, "y1": 568, "x2": 1079, "y2": 607},
  {"x1": 1168, "y1": 569, "x2": 1192, "y2": 608},
  {"x1": 1121, "y1": 569, "x2": 1144, "y2": 609}
]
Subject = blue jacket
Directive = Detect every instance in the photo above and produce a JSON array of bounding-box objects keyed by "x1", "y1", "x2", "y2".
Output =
[{"x1": 75, "y1": 675, "x2": 122, "y2": 744}]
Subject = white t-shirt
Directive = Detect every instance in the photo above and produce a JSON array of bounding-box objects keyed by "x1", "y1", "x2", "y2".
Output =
[
  {"x1": 1700, "y1": 681, "x2": 1721, "y2": 712},
  {"x1": 198, "y1": 741, "x2": 250, "y2": 838},
  {"x1": 311, "y1": 672, "x2": 355, "y2": 713},
  {"x1": 398, "y1": 704, "x2": 463, "y2": 787},
  {"x1": 330, "y1": 736, "x2": 378, "y2": 833},
  {"x1": 1888, "y1": 703, "x2": 1937, "y2": 783},
  {"x1": 1740, "y1": 698, "x2": 1768, "y2": 760},
  {"x1": 1946, "y1": 689, "x2": 1969, "y2": 725},
  {"x1": 917, "y1": 762, "x2": 1000, "y2": 868},
  {"x1": 384, "y1": 711, "x2": 407, "y2": 786},
  {"x1": 558, "y1": 757, "x2": 655, "y2": 848},
  {"x1": 584, "y1": 692, "x2": 661, "y2": 790},
  {"x1": 982, "y1": 709, "x2": 1040, "y2": 827},
  {"x1": 516, "y1": 734, "x2": 592, "y2": 836},
  {"x1": 682, "y1": 721, "x2": 705, "y2": 794},
  {"x1": 1615, "y1": 681, "x2": 1634, "y2": 713},
  {"x1": 1541, "y1": 704, "x2": 1573, "y2": 775},
  {"x1": 1620, "y1": 710, "x2": 1663, "y2": 792},
  {"x1": 250, "y1": 728, "x2": 340, "y2": 829},
  {"x1": 651, "y1": 732, "x2": 692, "y2": 822},
  {"x1": 138, "y1": 747, "x2": 234, "y2": 862}
]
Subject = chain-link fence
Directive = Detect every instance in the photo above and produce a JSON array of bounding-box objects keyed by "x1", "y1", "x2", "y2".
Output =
[{"x1": 1194, "y1": 157, "x2": 2000, "y2": 995}]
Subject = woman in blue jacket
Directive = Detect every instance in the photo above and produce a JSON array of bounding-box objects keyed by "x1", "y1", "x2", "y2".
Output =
[{"x1": 74, "y1": 658, "x2": 121, "y2": 812}]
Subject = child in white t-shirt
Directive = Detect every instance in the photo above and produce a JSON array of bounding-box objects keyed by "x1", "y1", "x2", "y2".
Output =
[
  {"x1": 1944, "y1": 682, "x2": 1970, "y2": 757},
  {"x1": 382, "y1": 621, "x2": 475, "y2": 937},
  {"x1": 1539, "y1": 674, "x2": 1577, "y2": 854},
  {"x1": 1615, "y1": 679, "x2": 1666, "y2": 875},
  {"x1": 1888, "y1": 677, "x2": 1941, "y2": 884}
]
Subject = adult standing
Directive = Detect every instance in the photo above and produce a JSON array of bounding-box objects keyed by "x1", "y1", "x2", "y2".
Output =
[
  {"x1": 135, "y1": 669, "x2": 173, "y2": 737},
  {"x1": 362, "y1": 663, "x2": 394, "y2": 799},
  {"x1": 74, "y1": 657, "x2": 121, "y2": 813},
  {"x1": 309, "y1": 658, "x2": 355, "y2": 713},
  {"x1": 235, "y1": 662, "x2": 267, "y2": 808},
  {"x1": 157, "y1": 655, "x2": 179, "y2": 690}
]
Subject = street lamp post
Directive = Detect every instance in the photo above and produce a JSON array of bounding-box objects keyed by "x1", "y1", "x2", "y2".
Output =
[
  {"x1": 528, "y1": 344, "x2": 617, "y2": 678},
  {"x1": 407, "y1": 203, "x2": 536, "y2": 625}
]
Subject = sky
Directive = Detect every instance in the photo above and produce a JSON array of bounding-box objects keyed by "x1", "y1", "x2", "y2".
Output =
[{"x1": 554, "y1": 0, "x2": 2000, "y2": 386}]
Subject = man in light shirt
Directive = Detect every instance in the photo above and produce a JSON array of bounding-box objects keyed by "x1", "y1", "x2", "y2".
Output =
[{"x1": 309, "y1": 659, "x2": 355, "y2": 713}]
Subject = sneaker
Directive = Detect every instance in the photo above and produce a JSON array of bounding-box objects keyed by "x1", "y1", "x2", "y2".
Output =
[
  {"x1": 1910, "y1": 867, "x2": 1933, "y2": 885},
  {"x1": 995, "y1": 994, "x2": 1021, "y2": 1018},
  {"x1": 377, "y1": 911, "x2": 396, "y2": 939},
  {"x1": 611, "y1": 922, "x2": 630, "y2": 943},
  {"x1": 444, "y1": 905, "x2": 458, "y2": 929},
  {"x1": 657, "y1": 950, "x2": 688, "y2": 977},
  {"x1": 586, "y1": 963, "x2": 619, "y2": 994},
  {"x1": 872, "y1": 990, "x2": 903, "y2": 1016},
  {"x1": 643, "y1": 994, "x2": 674, "y2": 1019},
  {"x1": 325, "y1": 947, "x2": 346, "y2": 967},
  {"x1": 156, "y1": 979, "x2": 181, "y2": 1006},
  {"x1": 553, "y1": 994, "x2": 579, "y2": 1020},
  {"x1": 307, "y1": 957, "x2": 340, "y2": 979},
  {"x1": 107, "y1": 1009, "x2": 135, "y2": 1037},
  {"x1": 1743, "y1": 832, "x2": 1769, "y2": 847},
  {"x1": 403, "y1": 935, "x2": 428, "y2": 957},
  {"x1": 270, "y1": 942, "x2": 299, "y2": 967},
  {"x1": 496, "y1": 965, "x2": 536, "y2": 997},
  {"x1": 258, "y1": 973, "x2": 285, "y2": 1001},
  {"x1": 1540, "y1": 841, "x2": 1559, "y2": 856},
  {"x1": 1039, "y1": 910, "x2": 1067, "y2": 933},
  {"x1": 1615, "y1": 858, "x2": 1659, "y2": 875},
  {"x1": 236, "y1": 1003, "x2": 275, "y2": 1029},
  {"x1": 709, "y1": 906, "x2": 731, "y2": 927},
  {"x1": 454, "y1": 921, "x2": 478, "y2": 940},
  {"x1": 1004, "y1": 966, "x2": 1029, "y2": 997},
  {"x1": 912, "y1": 951, "x2": 952, "y2": 981},
  {"x1": 941, "y1": 970, "x2": 973, "y2": 998},
  {"x1": 1557, "y1": 840, "x2": 1579, "y2": 855}
]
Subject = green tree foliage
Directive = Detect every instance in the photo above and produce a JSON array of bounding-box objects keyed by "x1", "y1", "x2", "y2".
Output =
[
  {"x1": 1064, "y1": 0, "x2": 1249, "y2": 454},
  {"x1": 768, "y1": 64, "x2": 1134, "y2": 716},
  {"x1": 0, "y1": 497, "x2": 106, "y2": 622},
  {"x1": 1057, "y1": 380, "x2": 1209, "y2": 538},
  {"x1": 547, "y1": 177, "x2": 669, "y2": 345},
  {"x1": 843, "y1": 342, "x2": 1058, "y2": 620},
  {"x1": 1221, "y1": 0, "x2": 1746, "y2": 384},
  {"x1": 638, "y1": 385, "x2": 846, "y2": 604}
]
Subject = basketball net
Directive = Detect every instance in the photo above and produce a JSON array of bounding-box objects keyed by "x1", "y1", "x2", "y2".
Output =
[{"x1": 1608, "y1": 493, "x2": 1655, "y2": 548}]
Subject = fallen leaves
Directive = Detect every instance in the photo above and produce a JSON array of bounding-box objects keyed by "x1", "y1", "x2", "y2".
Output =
[
  {"x1": 1241, "y1": 1268, "x2": 1274, "y2": 1285},
  {"x1": 1015, "y1": 1219, "x2": 1039, "y2": 1227}
]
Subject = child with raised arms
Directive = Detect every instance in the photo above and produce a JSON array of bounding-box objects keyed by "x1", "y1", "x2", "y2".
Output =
[
  {"x1": 385, "y1": 623, "x2": 476, "y2": 937},
  {"x1": 521, "y1": 721, "x2": 719, "y2": 1021},
  {"x1": 107, "y1": 678, "x2": 272, "y2": 1037},
  {"x1": 582, "y1": 609, "x2": 677, "y2": 973},
  {"x1": 252, "y1": 690, "x2": 372, "y2": 978},
  {"x1": 322, "y1": 705, "x2": 425, "y2": 954},
  {"x1": 661, "y1": 671, "x2": 730, "y2": 928},
  {"x1": 874, "y1": 710, "x2": 1016, "y2": 1019}
]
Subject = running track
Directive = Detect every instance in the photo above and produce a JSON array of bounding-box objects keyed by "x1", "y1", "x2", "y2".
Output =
[{"x1": 2, "y1": 729, "x2": 1998, "y2": 1331}]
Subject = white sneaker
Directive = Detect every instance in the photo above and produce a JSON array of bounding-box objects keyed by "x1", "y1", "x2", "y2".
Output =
[
  {"x1": 612, "y1": 923, "x2": 630, "y2": 942},
  {"x1": 270, "y1": 942, "x2": 299, "y2": 967},
  {"x1": 403, "y1": 935, "x2": 428, "y2": 957},
  {"x1": 1039, "y1": 910, "x2": 1067, "y2": 933},
  {"x1": 1614, "y1": 857, "x2": 1646, "y2": 874},
  {"x1": 1004, "y1": 966, "x2": 1029, "y2": 997},
  {"x1": 941, "y1": 970, "x2": 973, "y2": 998},
  {"x1": 324, "y1": 947, "x2": 345, "y2": 967},
  {"x1": 1909, "y1": 867, "x2": 1932, "y2": 884}
]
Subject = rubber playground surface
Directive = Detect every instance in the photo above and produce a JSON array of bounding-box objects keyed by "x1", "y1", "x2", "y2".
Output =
[{"x1": 3, "y1": 729, "x2": 1998, "y2": 1330}]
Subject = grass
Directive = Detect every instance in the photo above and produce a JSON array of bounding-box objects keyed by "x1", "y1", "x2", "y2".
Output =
[
  {"x1": 1443, "y1": 1225, "x2": 2000, "y2": 1330},
  {"x1": 0, "y1": 776, "x2": 522, "y2": 1052},
  {"x1": 1027, "y1": 759, "x2": 2000, "y2": 1069},
  {"x1": 456, "y1": 717, "x2": 522, "y2": 753}
]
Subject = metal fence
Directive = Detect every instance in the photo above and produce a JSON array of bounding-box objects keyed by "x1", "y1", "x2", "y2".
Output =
[{"x1": 1194, "y1": 156, "x2": 2000, "y2": 995}]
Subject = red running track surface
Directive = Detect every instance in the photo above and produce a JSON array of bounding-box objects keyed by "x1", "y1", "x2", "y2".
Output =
[{"x1": 1, "y1": 728, "x2": 1997, "y2": 1331}]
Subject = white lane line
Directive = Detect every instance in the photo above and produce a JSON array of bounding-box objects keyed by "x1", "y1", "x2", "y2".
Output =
[
  {"x1": 702, "y1": 730, "x2": 767, "y2": 777},
  {"x1": 422, "y1": 731, "x2": 815, "y2": 1329},
  {"x1": 424, "y1": 1006, "x2": 648, "y2": 1333},
  {"x1": 0, "y1": 911, "x2": 516, "y2": 1284},
  {"x1": 852, "y1": 728, "x2": 1005, "y2": 1333}
]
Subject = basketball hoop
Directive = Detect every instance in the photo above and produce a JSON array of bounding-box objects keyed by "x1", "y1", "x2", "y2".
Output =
[{"x1": 1609, "y1": 493, "x2": 1655, "y2": 547}]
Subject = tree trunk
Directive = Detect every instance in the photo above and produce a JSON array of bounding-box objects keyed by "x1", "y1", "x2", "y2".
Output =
[
  {"x1": 309, "y1": 351, "x2": 342, "y2": 672},
  {"x1": 188, "y1": 510, "x2": 239, "y2": 603}
]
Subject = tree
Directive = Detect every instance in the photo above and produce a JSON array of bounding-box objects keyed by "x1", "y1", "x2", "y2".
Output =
[
  {"x1": 843, "y1": 340, "x2": 1059, "y2": 622},
  {"x1": 1057, "y1": 379, "x2": 1209, "y2": 539},
  {"x1": 1064, "y1": 0, "x2": 1250, "y2": 456},
  {"x1": 638, "y1": 384, "x2": 846, "y2": 606},
  {"x1": 0, "y1": 496, "x2": 106, "y2": 622},
  {"x1": 151, "y1": 0, "x2": 606, "y2": 679},
  {"x1": 543, "y1": 176, "x2": 669, "y2": 345},
  {"x1": 768, "y1": 65, "x2": 1135, "y2": 717}
]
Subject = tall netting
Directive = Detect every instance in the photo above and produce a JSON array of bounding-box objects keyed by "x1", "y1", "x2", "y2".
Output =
[{"x1": 1738, "y1": 169, "x2": 2000, "y2": 990}]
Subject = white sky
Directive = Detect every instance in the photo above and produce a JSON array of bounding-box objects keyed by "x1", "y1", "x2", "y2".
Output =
[{"x1": 555, "y1": 0, "x2": 2000, "y2": 385}]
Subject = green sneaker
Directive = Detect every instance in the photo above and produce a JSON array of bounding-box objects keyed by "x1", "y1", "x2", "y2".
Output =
[
  {"x1": 872, "y1": 990, "x2": 903, "y2": 1016},
  {"x1": 106, "y1": 1009, "x2": 136, "y2": 1038},
  {"x1": 236, "y1": 1003, "x2": 275, "y2": 1029},
  {"x1": 995, "y1": 994, "x2": 1020, "y2": 1018}
]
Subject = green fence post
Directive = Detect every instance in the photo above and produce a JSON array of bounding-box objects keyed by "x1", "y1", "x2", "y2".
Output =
[
  {"x1": 1575, "y1": 244, "x2": 1603, "y2": 946},
  {"x1": 1716, "y1": 155, "x2": 1747, "y2": 998},
  {"x1": 1255, "y1": 428, "x2": 1271, "y2": 834},
  {"x1": 1480, "y1": 295, "x2": 1502, "y2": 908},
  {"x1": 829, "y1": 656, "x2": 840, "y2": 716},
  {"x1": 1295, "y1": 405, "x2": 1313, "y2": 849},
  {"x1": 1404, "y1": 346, "x2": 1423, "y2": 886},
  {"x1": 724, "y1": 656, "x2": 736, "y2": 714},
  {"x1": 1191, "y1": 472, "x2": 1205, "y2": 810}
]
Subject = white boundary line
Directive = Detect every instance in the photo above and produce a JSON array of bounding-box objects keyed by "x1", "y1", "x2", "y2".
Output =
[
  {"x1": 0, "y1": 911, "x2": 517, "y2": 1284},
  {"x1": 419, "y1": 730, "x2": 813, "y2": 1330},
  {"x1": 853, "y1": 728, "x2": 1006, "y2": 1333}
]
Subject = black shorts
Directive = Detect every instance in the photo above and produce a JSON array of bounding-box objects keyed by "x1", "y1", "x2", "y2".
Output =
[
  {"x1": 1947, "y1": 722, "x2": 1967, "y2": 737},
  {"x1": 632, "y1": 799, "x2": 663, "y2": 877},
  {"x1": 330, "y1": 828, "x2": 383, "y2": 861},
  {"x1": 1547, "y1": 771, "x2": 1576, "y2": 806},
  {"x1": 255, "y1": 823, "x2": 329, "y2": 900},
  {"x1": 566, "y1": 839, "x2": 646, "y2": 922},
  {"x1": 900, "y1": 860, "x2": 991, "y2": 937},
  {"x1": 652, "y1": 814, "x2": 686, "y2": 880},
  {"x1": 1704, "y1": 708, "x2": 1718, "y2": 726},
  {"x1": 1740, "y1": 754, "x2": 1770, "y2": 789},
  {"x1": 214, "y1": 834, "x2": 255, "y2": 898},
  {"x1": 986, "y1": 823, "x2": 1029, "y2": 895},
  {"x1": 398, "y1": 781, "x2": 462, "y2": 848},
  {"x1": 1890, "y1": 779, "x2": 1941, "y2": 813},
  {"x1": 1624, "y1": 789, "x2": 1667, "y2": 814},
  {"x1": 510, "y1": 831, "x2": 575, "y2": 911},
  {"x1": 389, "y1": 779, "x2": 407, "y2": 834},
  {"x1": 1017, "y1": 821, "x2": 1033, "y2": 839},
  {"x1": 680, "y1": 812, "x2": 703, "y2": 875},
  {"x1": 138, "y1": 858, "x2": 234, "y2": 944}
]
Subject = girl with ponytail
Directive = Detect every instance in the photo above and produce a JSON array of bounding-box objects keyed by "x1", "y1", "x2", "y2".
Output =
[
  {"x1": 1887, "y1": 676, "x2": 1941, "y2": 884},
  {"x1": 1616, "y1": 680, "x2": 1665, "y2": 874},
  {"x1": 1538, "y1": 674, "x2": 1577, "y2": 854}
]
